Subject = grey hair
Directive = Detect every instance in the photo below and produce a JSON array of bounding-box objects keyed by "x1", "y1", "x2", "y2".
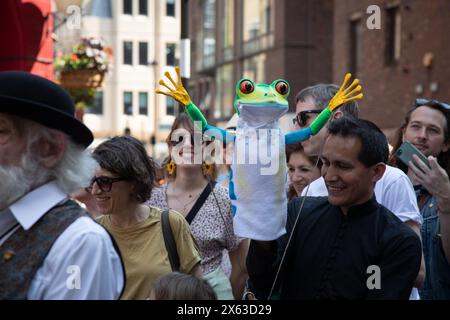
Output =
[
  {"x1": 24, "y1": 120, "x2": 98, "y2": 195},
  {"x1": 295, "y1": 84, "x2": 360, "y2": 118}
]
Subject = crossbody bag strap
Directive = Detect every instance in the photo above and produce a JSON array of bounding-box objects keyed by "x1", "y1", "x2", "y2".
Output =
[
  {"x1": 185, "y1": 181, "x2": 217, "y2": 225},
  {"x1": 161, "y1": 209, "x2": 181, "y2": 271}
]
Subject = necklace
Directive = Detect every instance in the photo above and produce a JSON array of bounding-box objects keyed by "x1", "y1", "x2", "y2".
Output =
[{"x1": 167, "y1": 184, "x2": 202, "y2": 215}]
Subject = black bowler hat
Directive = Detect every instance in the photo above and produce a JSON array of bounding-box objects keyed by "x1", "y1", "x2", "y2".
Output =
[{"x1": 0, "y1": 71, "x2": 94, "y2": 148}]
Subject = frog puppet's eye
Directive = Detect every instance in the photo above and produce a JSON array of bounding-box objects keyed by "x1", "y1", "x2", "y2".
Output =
[
  {"x1": 239, "y1": 80, "x2": 255, "y2": 94},
  {"x1": 275, "y1": 81, "x2": 289, "y2": 95}
]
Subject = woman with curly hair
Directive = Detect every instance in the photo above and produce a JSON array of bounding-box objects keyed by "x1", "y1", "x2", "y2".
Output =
[{"x1": 90, "y1": 136, "x2": 202, "y2": 299}]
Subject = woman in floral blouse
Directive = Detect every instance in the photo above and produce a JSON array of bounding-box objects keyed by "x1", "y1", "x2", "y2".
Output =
[{"x1": 148, "y1": 113, "x2": 249, "y2": 300}]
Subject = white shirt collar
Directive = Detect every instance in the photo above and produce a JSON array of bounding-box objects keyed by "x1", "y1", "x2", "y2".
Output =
[{"x1": 10, "y1": 181, "x2": 67, "y2": 230}]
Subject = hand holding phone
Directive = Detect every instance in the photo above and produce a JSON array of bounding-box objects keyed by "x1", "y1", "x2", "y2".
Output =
[{"x1": 396, "y1": 141, "x2": 431, "y2": 170}]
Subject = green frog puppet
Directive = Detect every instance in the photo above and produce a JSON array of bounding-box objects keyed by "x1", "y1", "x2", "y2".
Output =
[{"x1": 157, "y1": 67, "x2": 362, "y2": 240}]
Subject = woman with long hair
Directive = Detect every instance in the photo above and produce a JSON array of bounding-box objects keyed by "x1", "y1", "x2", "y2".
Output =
[{"x1": 148, "y1": 113, "x2": 249, "y2": 300}]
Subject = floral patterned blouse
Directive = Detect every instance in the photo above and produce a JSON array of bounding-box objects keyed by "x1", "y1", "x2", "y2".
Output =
[{"x1": 147, "y1": 183, "x2": 239, "y2": 275}]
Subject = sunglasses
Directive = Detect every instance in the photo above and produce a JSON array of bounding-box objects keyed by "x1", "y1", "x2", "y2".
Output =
[
  {"x1": 168, "y1": 134, "x2": 195, "y2": 147},
  {"x1": 415, "y1": 98, "x2": 450, "y2": 110},
  {"x1": 292, "y1": 109, "x2": 322, "y2": 127},
  {"x1": 85, "y1": 176, "x2": 127, "y2": 193},
  {"x1": 169, "y1": 134, "x2": 212, "y2": 147}
]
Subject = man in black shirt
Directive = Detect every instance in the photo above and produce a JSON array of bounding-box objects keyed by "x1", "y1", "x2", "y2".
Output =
[{"x1": 247, "y1": 117, "x2": 422, "y2": 299}]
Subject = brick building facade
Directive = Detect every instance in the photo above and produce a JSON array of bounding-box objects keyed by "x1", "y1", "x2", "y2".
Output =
[
  {"x1": 333, "y1": 0, "x2": 450, "y2": 138},
  {"x1": 188, "y1": 0, "x2": 449, "y2": 138}
]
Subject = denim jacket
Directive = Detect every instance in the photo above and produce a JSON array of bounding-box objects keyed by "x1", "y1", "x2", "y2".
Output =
[{"x1": 416, "y1": 186, "x2": 450, "y2": 299}]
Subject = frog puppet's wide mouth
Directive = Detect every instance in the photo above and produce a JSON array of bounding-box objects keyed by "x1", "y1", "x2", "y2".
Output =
[
  {"x1": 237, "y1": 102, "x2": 288, "y2": 110},
  {"x1": 236, "y1": 103, "x2": 289, "y2": 127}
]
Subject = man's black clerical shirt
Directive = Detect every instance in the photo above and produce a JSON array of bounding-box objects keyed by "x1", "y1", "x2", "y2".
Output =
[{"x1": 247, "y1": 196, "x2": 422, "y2": 300}]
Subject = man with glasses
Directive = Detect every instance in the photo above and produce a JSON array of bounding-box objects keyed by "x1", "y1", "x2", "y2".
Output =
[
  {"x1": 292, "y1": 83, "x2": 425, "y2": 298},
  {"x1": 390, "y1": 98, "x2": 450, "y2": 299},
  {"x1": 0, "y1": 71, "x2": 124, "y2": 299}
]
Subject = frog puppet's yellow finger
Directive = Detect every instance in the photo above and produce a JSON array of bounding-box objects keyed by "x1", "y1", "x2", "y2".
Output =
[
  {"x1": 328, "y1": 73, "x2": 363, "y2": 111},
  {"x1": 341, "y1": 79, "x2": 360, "y2": 97},
  {"x1": 155, "y1": 67, "x2": 191, "y2": 106},
  {"x1": 159, "y1": 79, "x2": 174, "y2": 92},
  {"x1": 164, "y1": 70, "x2": 178, "y2": 88}
]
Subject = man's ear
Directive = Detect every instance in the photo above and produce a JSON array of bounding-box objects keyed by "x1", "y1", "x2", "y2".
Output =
[
  {"x1": 372, "y1": 162, "x2": 386, "y2": 183},
  {"x1": 35, "y1": 133, "x2": 67, "y2": 169},
  {"x1": 332, "y1": 110, "x2": 344, "y2": 120},
  {"x1": 442, "y1": 139, "x2": 450, "y2": 153}
]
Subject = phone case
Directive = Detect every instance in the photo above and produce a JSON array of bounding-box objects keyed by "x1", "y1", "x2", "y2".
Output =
[{"x1": 396, "y1": 141, "x2": 430, "y2": 169}]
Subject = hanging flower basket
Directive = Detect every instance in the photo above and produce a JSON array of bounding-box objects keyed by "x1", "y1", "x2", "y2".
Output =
[
  {"x1": 59, "y1": 69, "x2": 105, "y2": 89},
  {"x1": 54, "y1": 37, "x2": 113, "y2": 123}
]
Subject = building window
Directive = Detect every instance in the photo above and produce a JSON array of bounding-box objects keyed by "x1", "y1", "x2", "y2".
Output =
[
  {"x1": 242, "y1": 0, "x2": 274, "y2": 55},
  {"x1": 166, "y1": 0, "x2": 175, "y2": 17},
  {"x1": 201, "y1": 0, "x2": 216, "y2": 68},
  {"x1": 139, "y1": 42, "x2": 148, "y2": 65},
  {"x1": 243, "y1": 0, "x2": 273, "y2": 41},
  {"x1": 123, "y1": 41, "x2": 133, "y2": 65},
  {"x1": 139, "y1": 92, "x2": 148, "y2": 115},
  {"x1": 124, "y1": 92, "x2": 133, "y2": 115},
  {"x1": 86, "y1": 0, "x2": 113, "y2": 18},
  {"x1": 123, "y1": 0, "x2": 132, "y2": 15},
  {"x1": 139, "y1": 0, "x2": 148, "y2": 16},
  {"x1": 222, "y1": 0, "x2": 234, "y2": 60},
  {"x1": 385, "y1": 6, "x2": 401, "y2": 65},
  {"x1": 349, "y1": 19, "x2": 363, "y2": 77},
  {"x1": 243, "y1": 53, "x2": 266, "y2": 84},
  {"x1": 166, "y1": 97, "x2": 175, "y2": 116},
  {"x1": 166, "y1": 43, "x2": 176, "y2": 66},
  {"x1": 86, "y1": 91, "x2": 103, "y2": 115},
  {"x1": 214, "y1": 64, "x2": 233, "y2": 118}
]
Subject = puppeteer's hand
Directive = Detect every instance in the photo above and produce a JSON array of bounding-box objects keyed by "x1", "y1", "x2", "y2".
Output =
[
  {"x1": 328, "y1": 73, "x2": 363, "y2": 111},
  {"x1": 156, "y1": 66, "x2": 191, "y2": 106}
]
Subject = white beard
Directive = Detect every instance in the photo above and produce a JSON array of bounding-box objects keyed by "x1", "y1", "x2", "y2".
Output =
[{"x1": 0, "y1": 152, "x2": 48, "y2": 212}]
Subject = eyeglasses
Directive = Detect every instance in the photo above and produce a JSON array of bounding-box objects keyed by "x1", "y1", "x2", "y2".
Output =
[
  {"x1": 85, "y1": 176, "x2": 126, "y2": 193},
  {"x1": 292, "y1": 109, "x2": 322, "y2": 127},
  {"x1": 415, "y1": 98, "x2": 450, "y2": 110}
]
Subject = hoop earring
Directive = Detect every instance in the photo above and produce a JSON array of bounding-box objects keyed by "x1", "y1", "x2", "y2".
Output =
[{"x1": 166, "y1": 160, "x2": 176, "y2": 176}]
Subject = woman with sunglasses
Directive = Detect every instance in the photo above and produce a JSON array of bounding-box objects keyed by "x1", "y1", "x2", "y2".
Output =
[
  {"x1": 148, "y1": 113, "x2": 249, "y2": 300},
  {"x1": 390, "y1": 98, "x2": 450, "y2": 300},
  {"x1": 89, "y1": 135, "x2": 202, "y2": 300}
]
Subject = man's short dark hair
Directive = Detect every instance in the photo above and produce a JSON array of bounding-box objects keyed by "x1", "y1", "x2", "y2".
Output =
[
  {"x1": 296, "y1": 84, "x2": 359, "y2": 118},
  {"x1": 327, "y1": 117, "x2": 388, "y2": 167},
  {"x1": 93, "y1": 136, "x2": 156, "y2": 202}
]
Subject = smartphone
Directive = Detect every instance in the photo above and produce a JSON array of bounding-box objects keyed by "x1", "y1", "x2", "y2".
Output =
[{"x1": 396, "y1": 141, "x2": 431, "y2": 169}]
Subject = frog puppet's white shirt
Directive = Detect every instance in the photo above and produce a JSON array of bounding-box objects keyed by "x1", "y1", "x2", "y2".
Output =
[{"x1": 231, "y1": 104, "x2": 289, "y2": 240}]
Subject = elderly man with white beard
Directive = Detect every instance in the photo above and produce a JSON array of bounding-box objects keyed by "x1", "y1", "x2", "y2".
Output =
[{"x1": 0, "y1": 71, "x2": 125, "y2": 299}]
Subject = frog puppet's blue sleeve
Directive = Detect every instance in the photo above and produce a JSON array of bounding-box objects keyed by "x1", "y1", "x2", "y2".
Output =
[
  {"x1": 203, "y1": 124, "x2": 236, "y2": 143},
  {"x1": 284, "y1": 127, "x2": 313, "y2": 145}
]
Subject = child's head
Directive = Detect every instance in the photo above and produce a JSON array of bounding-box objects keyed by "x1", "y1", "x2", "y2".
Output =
[{"x1": 149, "y1": 272, "x2": 217, "y2": 300}]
